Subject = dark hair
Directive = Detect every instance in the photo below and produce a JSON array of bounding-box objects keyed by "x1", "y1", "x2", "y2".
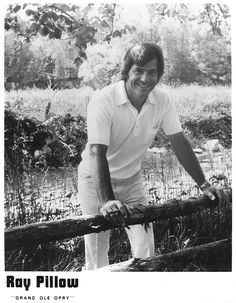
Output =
[{"x1": 121, "y1": 43, "x2": 164, "y2": 82}]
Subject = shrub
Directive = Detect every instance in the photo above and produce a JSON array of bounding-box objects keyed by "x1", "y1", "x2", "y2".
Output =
[{"x1": 4, "y1": 109, "x2": 87, "y2": 174}]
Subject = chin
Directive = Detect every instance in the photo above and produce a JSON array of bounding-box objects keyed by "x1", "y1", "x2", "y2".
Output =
[{"x1": 137, "y1": 87, "x2": 153, "y2": 95}]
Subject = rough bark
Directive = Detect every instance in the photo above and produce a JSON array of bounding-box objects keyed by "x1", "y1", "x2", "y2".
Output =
[
  {"x1": 5, "y1": 190, "x2": 230, "y2": 250},
  {"x1": 99, "y1": 238, "x2": 231, "y2": 271}
]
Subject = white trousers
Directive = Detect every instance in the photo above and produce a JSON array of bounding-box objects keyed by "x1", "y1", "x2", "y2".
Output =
[{"x1": 78, "y1": 170, "x2": 155, "y2": 270}]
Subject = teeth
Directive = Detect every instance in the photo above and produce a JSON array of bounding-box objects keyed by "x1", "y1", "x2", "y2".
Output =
[{"x1": 138, "y1": 84, "x2": 150, "y2": 88}]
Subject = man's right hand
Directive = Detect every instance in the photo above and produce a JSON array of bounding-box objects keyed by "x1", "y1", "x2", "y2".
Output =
[{"x1": 100, "y1": 200, "x2": 132, "y2": 226}]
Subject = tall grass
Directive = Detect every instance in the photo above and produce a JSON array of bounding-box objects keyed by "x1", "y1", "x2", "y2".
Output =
[
  {"x1": 5, "y1": 84, "x2": 231, "y2": 121},
  {"x1": 4, "y1": 148, "x2": 232, "y2": 271},
  {"x1": 160, "y1": 84, "x2": 231, "y2": 121},
  {"x1": 5, "y1": 86, "x2": 95, "y2": 120}
]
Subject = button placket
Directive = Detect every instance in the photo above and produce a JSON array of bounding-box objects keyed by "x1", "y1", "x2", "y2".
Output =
[{"x1": 134, "y1": 102, "x2": 152, "y2": 137}]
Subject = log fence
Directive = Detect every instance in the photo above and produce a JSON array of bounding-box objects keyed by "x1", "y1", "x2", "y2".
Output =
[
  {"x1": 5, "y1": 189, "x2": 232, "y2": 271},
  {"x1": 98, "y1": 238, "x2": 231, "y2": 271}
]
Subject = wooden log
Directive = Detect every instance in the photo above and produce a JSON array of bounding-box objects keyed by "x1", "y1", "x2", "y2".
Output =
[
  {"x1": 5, "y1": 190, "x2": 230, "y2": 250},
  {"x1": 99, "y1": 238, "x2": 231, "y2": 271}
]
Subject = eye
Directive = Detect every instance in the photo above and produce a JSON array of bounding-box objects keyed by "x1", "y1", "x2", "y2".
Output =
[
  {"x1": 149, "y1": 70, "x2": 158, "y2": 76},
  {"x1": 133, "y1": 69, "x2": 143, "y2": 74}
]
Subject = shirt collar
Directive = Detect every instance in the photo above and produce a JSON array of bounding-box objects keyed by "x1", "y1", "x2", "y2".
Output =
[
  {"x1": 148, "y1": 89, "x2": 157, "y2": 104},
  {"x1": 115, "y1": 81, "x2": 156, "y2": 106},
  {"x1": 115, "y1": 81, "x2": 130, "y2": 106}
]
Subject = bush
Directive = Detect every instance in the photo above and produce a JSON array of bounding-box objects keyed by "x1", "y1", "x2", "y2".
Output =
[
  {"x1": 182, "y1": 114, "x2": 231, "y2": 148},
  {"x1": 4, "y1": 109, "x2": 87, "y2": 175},
  {"x1": 151, "y1": 108, "x2": 231, "y2": 150}
]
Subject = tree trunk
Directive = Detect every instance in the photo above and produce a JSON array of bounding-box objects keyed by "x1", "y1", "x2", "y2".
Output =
[{"x1": 99, "y1": 238, "x2": 231, "y2": 271}]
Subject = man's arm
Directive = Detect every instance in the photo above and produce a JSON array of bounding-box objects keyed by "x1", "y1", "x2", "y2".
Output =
[
  {"x1": 167, "y1": 131, "x2": 206, "y2": 187},
  {"x1": 166, "y1": 132, "x2": 218, "y2": 198},
  {"x1": 168, "y1": 132, "x2": 225, "y2": 203},
  {"x1": 89, "y1": 144, "x2": 130, "y2": 225},
  {"x1": 89, "y1": 143, "x2": 115, "y2": 203}
]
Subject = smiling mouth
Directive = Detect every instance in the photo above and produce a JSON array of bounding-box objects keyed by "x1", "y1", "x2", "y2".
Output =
[{"x1": 136, "y1": 83, "x2": 152, "y2": 89}]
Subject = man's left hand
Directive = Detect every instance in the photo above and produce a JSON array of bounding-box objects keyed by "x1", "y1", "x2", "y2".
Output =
[{"x1": 201, "y1": 182, "x2": 225, "y2": 210}]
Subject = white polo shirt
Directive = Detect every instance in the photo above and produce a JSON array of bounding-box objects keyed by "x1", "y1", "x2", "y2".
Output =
[{"x1": 79, "y1": 81, "x2": 182, "y2": 179}]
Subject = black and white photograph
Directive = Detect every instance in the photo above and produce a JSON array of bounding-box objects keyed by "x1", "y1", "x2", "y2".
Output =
[{"x1": 2, "y1": 1, "x2": 234, "y2": 302}]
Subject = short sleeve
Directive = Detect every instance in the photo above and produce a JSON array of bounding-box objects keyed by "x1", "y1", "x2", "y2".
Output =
[
  {"x1": 161, "y1": 94, "x2": 182, "y2": 135},
  {"x1": 87, "y1": 93, "x2": 113, "y2": 146}
]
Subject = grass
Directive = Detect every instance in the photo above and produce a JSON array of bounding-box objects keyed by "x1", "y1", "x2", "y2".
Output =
[
  {"x1": 162, "y1": 84, "x2": 231, "y2": 118},
  {"x1": 4, "y1": 148, "x2": 232, "y2": 271},
  {"x1": 5, "y1": 84, "x2": 231, "y2": 121},
  {"x1": 5, "y1": 86, "x2": 95, "y2": 120},
  {"x1": 4, "y1": 167, "x2": 80, "y2": 228}
]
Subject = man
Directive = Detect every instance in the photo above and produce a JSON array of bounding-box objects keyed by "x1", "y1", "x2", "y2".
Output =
[{"x1": 78, "y1": 42, "x2": 216, "y2": 270}]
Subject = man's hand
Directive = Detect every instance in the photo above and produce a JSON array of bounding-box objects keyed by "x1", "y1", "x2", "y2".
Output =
[
  {"x1": 201, "y1": 181, "x2": 225, "y2": 210},
  {"x1": 100, "y1": 200, "x2": 132, "y2": 226}
]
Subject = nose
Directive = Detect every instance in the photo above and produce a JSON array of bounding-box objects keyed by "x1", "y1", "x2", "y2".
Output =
[{"x1": 140, "y1": 72, "x2": 149, "y2": 82}]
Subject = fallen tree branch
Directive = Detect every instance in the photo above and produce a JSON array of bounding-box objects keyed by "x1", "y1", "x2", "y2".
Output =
[
  {"x1": 5, "y1": 190, "x2": 231, "y2": 250},
  {"x1": 98, "y1": 238, "x2": 231, "y2": 271}
]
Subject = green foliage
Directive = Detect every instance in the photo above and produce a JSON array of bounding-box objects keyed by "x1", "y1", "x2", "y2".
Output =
[
  {"x1": 4, "y1": 107, "x2": 87, "y2": 176},
  {"x1": 44, "y1": 113, "x2": 87, "y2": 165},
  {"x1": 79, "y1": 35, "x2": 137, "y2": 88},
  {"x1": 4, "y1": 3, "x2": 231, "y2": 88},
  {"x1": 78, "y1": 16, "x2": 231, "y2": 87},
  {"x1": 199, "y1": 4, "x2": 230, "y2": 36},
  {"x1": 159, "y1": 19, "x2": 198, "y2": 84},
  {"x1": 4, "y1": 3, "x2": 136, "y2": 89},
  {"x1": 192, "y1": 31, "x2": 231, "y2": 85},
  {"x1": 4, "y1": 31, "x2": 50, "y2": 90},
  {"x1": 5, "y1": 3, "x2": 96, "y2": 46},
  {"x1": 182, "y1": 112, "x2": 231, "y2": 148},
  {"x1": 5, "y1": 3, "x2": 94, "y2": 89},
  {"x1": 151, "y1": 111, "x2": 231, "y2": 150},
  {"x1": 4, "y1": 109, "x2": 36, "y2": 176},
  {"x1": 4, "y1": 29, "x2": 82, "y2": 90}
]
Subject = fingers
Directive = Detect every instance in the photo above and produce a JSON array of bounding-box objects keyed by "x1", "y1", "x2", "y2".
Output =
[
  {"x1": 203, "y1": 186, "x2": 228, "y2": 212},
  {"x1": 107, "y1": 209, "x2": 124, "y2": 226},
  {"x1": 100, "y1": 200, "x2": 130, "y2": 226},
  {"x1": 117, "y1": 203, "x2": 130, "y2": 218},
  {"x1": 205, "y1": 190, "x2": 216, "y2": 201},
  {"x1": 216, "y1": 188, "x2": 225, "y2": 210}
]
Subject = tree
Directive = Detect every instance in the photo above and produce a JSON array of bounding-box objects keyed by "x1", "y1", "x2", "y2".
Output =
[
  {"x1": 5, "y1": 3, "x2": 136, "y2": 89},
  {"x1": 159, "y1": 19, "x2": 199, "y2": 85},
  {"x1": 192, "y1": 31, "x2": 231, "y2": 85},
  {"x1": 151, "y1": 3, "x2": 231, "y2": 85},
  {"x1": 4, "y1": 4, "x2": 98, "y2": 81},
  {"x1": 5, "y1": 4, "x2": 96, "y2": 50},
  {"x1": 199, "y1": 4, "x2": 230, "y2": 36},
  {"x1": 78, "y1": 35, "x2": 138, "y2": 89},
  {"x1": 5, "y1": 3, "x2": 231, "y2": 88},
  {"x1": 5, "y1": 31, "x2": 51, "y2": 90}
]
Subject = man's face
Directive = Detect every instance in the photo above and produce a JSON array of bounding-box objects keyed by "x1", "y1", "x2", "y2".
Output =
[{"x1": 126, "y1": 58, "x2": 158, "y2": 101}]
